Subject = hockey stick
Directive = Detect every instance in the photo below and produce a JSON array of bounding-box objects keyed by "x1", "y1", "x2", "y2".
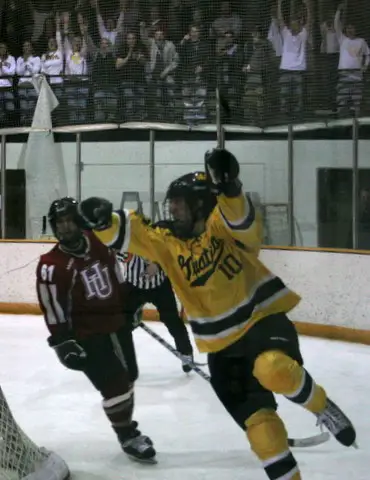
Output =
[
  {"x1": 139, "y1": 321, "x2": 208, "y2": 373},
  {"x1": 139, "y1": 322, "x2": 330, "y2": 449}
]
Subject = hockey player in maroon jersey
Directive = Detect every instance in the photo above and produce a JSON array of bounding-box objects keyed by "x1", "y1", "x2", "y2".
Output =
[{"x1": 36, "y1": 197, "x2": 156, "y2": 464}]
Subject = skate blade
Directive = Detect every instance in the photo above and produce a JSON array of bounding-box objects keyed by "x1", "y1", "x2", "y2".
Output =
[
  {"x1": 127, "y1": 454, "x2": 158, "y2": 465},
  {"x1": 352, "y1": 442, "x2": 359, "y2": 449}
]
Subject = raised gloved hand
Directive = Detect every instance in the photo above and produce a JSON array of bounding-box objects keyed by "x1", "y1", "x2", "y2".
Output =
[
  {"x1": 205, "y1": 148, "x2": 241, "y2": 197},
  {"x1": 78, "y1": 197, "x2": 113, "y2": 230}
]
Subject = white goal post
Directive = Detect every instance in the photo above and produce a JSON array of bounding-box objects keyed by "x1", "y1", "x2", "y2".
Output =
[{"x1": 0, "y1": 387, "x2": 70, "y2": 480}]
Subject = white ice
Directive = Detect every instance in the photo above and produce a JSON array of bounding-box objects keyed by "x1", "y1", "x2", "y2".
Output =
[{"x1": 0, "y1": 314, "x2": 369, "y2": 480}]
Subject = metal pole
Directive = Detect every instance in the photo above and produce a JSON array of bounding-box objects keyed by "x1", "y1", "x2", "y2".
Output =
[
  {"x1": 76, "y1": 133, "x2": 82, "y2": 201},
  {"x1": 0, "y1": 135, "x2": 6, "y2": 239},
  {"x1": 287, "y1": 123, "x2": 295, "y2": 246},
  {"x1": 215, "y1": 87, "x2": 225, "y2": 149},
  {"x1": 149, "y1": 130, "x2": 155, "y2": 221},
  {"x1": 352, "y1": 117, "x2": 359, "y2": 249}
]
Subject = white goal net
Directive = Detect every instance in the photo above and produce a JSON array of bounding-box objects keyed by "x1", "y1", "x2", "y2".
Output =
[{"x1": 0, "y1": 387, "x2": 69, "y2": 480}]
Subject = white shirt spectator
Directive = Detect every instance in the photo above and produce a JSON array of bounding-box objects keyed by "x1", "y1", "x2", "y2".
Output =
[
  {"x1": 64, "y1": 38, "x2": 88, "y2": 76},
  {"x1": 334, "y1": 10, "x2": 370, "y2": 70},
  {"x1": 320, "y1": 22, "x2": 339, "y2": 54},
  {"x1": 0, "y1": 55, "x2": 16, "y2": 87},
  {"x1": 65, "y1": 51, "x2": 87, "y2": 75},
  {"x1": 268, "y1": 18, "x2": 283, "y2": 56},
  {"x1": 280, "y1": 27, "x2": 308, "y2": 71},
  {"x1": 41, "y1": 32, "x2": 63, "y2": 84},
  {"x1": 337, "y1": 37, "x2": 370, "y2": 70},
  {"x1": 16, "y1": 56, "x2": 41, "y2": 83}
]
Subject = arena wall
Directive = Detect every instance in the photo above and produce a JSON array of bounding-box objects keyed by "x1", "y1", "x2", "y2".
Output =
[
  {"x1": 5, "y1": 139, "x2": 370, "y2": 246},
  {"x1": 1, "y1": 241, "x2": 369, "y2": 345}
]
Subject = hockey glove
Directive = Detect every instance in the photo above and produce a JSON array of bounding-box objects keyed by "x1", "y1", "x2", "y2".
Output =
[
  {"x1": 78, "y1": 197, "x2": 113, "y2": 231},
  {"x1": 48, "y1": 336, "x2": 87, "y2": 371},
  {"x1": 205, "y1": 148, "x2": 241, "y2": 197}
]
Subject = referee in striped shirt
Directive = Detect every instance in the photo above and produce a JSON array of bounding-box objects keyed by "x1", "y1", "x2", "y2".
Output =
[{"x1": 119, "y1": 251, "x2": 194, "y2": 374}]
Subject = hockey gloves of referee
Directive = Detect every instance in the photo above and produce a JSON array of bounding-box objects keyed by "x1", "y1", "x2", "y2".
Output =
[
  {"x1": 78, "y1": 197, "x2": 113, "y2": 231},
  {"x1": 48, "y1": 335, "x2": 87, "y2": 371},
  {"x1": 205, "y1": 148, "x2": 242, "y2": 197}
]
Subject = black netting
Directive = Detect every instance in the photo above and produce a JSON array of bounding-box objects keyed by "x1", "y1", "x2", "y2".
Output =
[{"x1": 0, "y1": 0, "x2": 370, "y2": 129}]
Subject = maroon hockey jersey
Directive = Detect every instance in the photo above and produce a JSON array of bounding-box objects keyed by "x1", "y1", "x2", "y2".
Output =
[{"x1": 36, "y1": 231, "x2": 126, "y2": 339}]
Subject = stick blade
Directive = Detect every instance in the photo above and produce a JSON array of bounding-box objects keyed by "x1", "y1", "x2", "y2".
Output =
[{"x1": 288, "y1": 432, "x2": 330, "y2": 448}]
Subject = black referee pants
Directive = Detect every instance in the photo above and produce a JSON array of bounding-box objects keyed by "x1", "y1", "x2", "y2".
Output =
[{"x1": 124, "y1": 278, "x2": 193, "y2": 356}]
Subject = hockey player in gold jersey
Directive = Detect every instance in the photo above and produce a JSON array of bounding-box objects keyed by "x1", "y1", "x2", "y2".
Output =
[{"x1": 79, "y1": 148, "x2": 356, "y2": 479}]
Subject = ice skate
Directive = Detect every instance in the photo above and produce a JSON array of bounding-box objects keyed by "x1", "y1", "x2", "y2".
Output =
[
  {"x1": 118, "y1": 423, "x2": 157, "y2": 464},
  {"x1": 316, "y1": 398, "x2": 357, "y2": 447}
]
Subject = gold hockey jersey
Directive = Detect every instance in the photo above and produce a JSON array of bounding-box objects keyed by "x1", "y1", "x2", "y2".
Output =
[{"x1": 94, "y1": 193, "x2": 301, "y2": 353}]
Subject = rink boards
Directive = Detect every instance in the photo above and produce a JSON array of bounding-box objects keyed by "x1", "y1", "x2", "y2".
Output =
[{"x1": 0, "y1": 240, "x2": 369, "y2": 345}]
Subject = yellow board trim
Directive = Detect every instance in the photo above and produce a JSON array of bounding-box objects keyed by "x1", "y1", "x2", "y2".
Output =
[{"x1": 1, "y1": 302, "x2": 369, "y2": 346}]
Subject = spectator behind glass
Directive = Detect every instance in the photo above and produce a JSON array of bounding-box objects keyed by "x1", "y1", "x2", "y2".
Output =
[
  {"x1": 95, "y1": 0, "x2": 123, "y2": 47},
  {"x1": 64, "y1": 35, "x2": 87, "y2": 76},
  {"x1": 215, "y1": 30, "x2": 243, "y2": 122},
  {"x1": 16, "y1": 41, "x2": 41, "y2": 83},
  {"x1": 179, "y1": 25, "x2": 209, "y2": 81},
  {"x1": 210, "y1": 2, "x2": 241, "y2": 50},
  {"x1": 139, "y1": 5, "x2": 164, "y2": 41},
  {"x1": 0, "y1": 42, "x2": 16, "y2": 124},
  {"x1": 277, "y1": 0, "x2": 311, "y2": 117},
  {"x1": 0, "y1": 41, "x2": 15, "y2": 86},
  {"x1": 76, "y1": 0, "x2": 100, "y2": 44},
  {"x1": 64, "y1": 35, "x2": 89, "y2": 124},
  {"x1": 92, "y1": 38, "x2": 118, "y2": 122},
  {"x1": 168, "y1": 0, "x2": 194, "y2": 43},
  {"x1": 119, "y1": 0, "x2": 140, "y2": 36},
  {"x1": 3, "y1": 0, "x2": 33, "y2": 57},
  {"x1": 31, "y1": 0, "x2": 53, "y2": 44},
  {"x1": 243, "y1": 26, "x2": 277, "y2": 123},
  {"x1": 16, "y1": 41, "x2": 41, "y2": 125},
  {"x1": 191, "y1": 8, "x2": 208, "y2": 40},
  {"x1": 40, "y1": 15, "x2": 64, "y2": 86},
  {"x1": 35, "y1": 16, "x2": 56, "y2": 57},
  {"x1": 116, "y1": 31, "x2": 147, "y2": 121},
  {"x1": 334, "y1": 2, "x2": 370, "y2": 115},
  {"x1": 179, "y1": 24, "x2": 209, "y2": 124}
]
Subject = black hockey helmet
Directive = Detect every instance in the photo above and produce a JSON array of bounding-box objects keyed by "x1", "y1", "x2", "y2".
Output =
[
  {"x1": 48, "y1": 197, "x2": 84, "y2": 246},
  {"x1": 164, "y1": 171, "x2": 217, "y2": 238}
]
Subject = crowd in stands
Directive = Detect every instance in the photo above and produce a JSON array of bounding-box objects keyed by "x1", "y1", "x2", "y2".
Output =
[{"x1": 0, "y1": 0, "x2": 369, "y2": 127}]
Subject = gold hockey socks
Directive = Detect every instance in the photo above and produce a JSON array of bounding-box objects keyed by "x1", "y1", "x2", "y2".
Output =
[
  {"x1": 253, "y1": 350, "x2": 327, "y2": 413},
  {"x1": 246, "y1": 409, "x2": 301, "y2": 479}
]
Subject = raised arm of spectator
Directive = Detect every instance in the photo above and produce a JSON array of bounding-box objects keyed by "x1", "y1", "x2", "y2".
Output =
[
  {"x1": 55, "y1": 14, "x2": 63, "y2": 52},
  {"x1": 116, "y1": 0, "x2": 126, "y2": 34},
  {"x1": 277, "y1": 0, "x2": 285, "y2": 28},
  {"x1": 80, "y1": 22, "x2": 97, "y2": 58},
  {"x1": 302, "y1": 0, "x2": 311, "y2": 31},
  {"x1": 334, "y1": 2, "x2": 346, "y2": 40},
  {"x1": 95, "y1": 0, "x2": 108, "y2": 39}
]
